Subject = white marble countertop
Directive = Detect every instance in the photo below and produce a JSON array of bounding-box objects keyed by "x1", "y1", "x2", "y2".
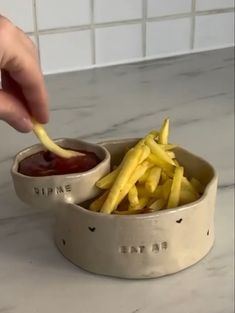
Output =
[{"x1": 0, "y1": 48, "x2": 234, "y2": 313}]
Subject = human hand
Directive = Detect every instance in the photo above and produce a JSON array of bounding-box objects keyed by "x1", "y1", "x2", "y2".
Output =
[{"x1": 0, "y1": 16, "x2": 48, "y2": 132}]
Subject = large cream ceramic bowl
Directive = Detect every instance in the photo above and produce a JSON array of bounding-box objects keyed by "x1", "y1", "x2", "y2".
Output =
[
  {"x1": 55, "y1": 138, "x2": 218, "y2": 279},
  {"x1": 11, "y1": 139, "x2": 110, "y2": 208}
]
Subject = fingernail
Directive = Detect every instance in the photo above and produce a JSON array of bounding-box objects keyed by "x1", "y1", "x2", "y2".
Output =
[{"x1": 18, "y1": 117, "x2": 33, "y2": 132}]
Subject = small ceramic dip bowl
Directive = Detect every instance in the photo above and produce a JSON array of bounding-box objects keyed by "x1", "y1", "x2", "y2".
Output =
[
  {"x1": 55, "y1": 138, "x2": 218, "y2": 279},
  {"x1": 11, "y1": 138, "x2": 110, "y2": 208}
]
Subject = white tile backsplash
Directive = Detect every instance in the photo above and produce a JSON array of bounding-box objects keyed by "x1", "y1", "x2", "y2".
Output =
[
  {"x1": 36, "y1": 0, "x2": 90, "y2": 30},
  {"x1": 194, "y1": 12, "x2": 234, "y2": 49},
  {"x1": 39, "y1": 30, "x2": 92, "y2": 74},
  {"x1": 196, "y1": 0, "x2": 234, "y2": 11},
  {"x1": 148, "y1": 0, "x2": 192, "y2": 18},
  {"x1": 147, "y1": 18, "x2": 191, "y2": 56},
  {"x1": 94, "y1": 0, "x2": 142, "y2": 23},
  {"x1": 0, "y1": 0, "x2": 34, "y2": 32},
  {"x1": 96, "y1": 24, "x2": 142, "y2": 64},
  {"x1": 0, "y1": 0, "x2": 233, "y2": 74}
]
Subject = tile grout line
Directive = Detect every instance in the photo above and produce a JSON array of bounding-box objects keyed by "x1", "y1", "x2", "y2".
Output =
[
  {"x1": 142, "y1": 0, "x2": 147, "y2": 58},
  {"x1": 32, "y1": 0, "x2": 41, "y2": 65},
  {"x1": 197, "y1": 7, "x2": 234, "y2": 15},
  {"x1": 190, "y1": 0, "x2": 197, "y2": 50},
  {"x1": 90, "y1": 0, "x2": 96, "y2": 65},
  {"x1": 35, "y1": 7, "x2": 234, "y2": 36}
]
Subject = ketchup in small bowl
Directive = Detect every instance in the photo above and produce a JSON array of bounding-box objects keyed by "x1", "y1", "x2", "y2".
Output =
[
  {"x1": 18, "y1": 150, "x2": 101, "y2": 177},
  {"x1": 12, "y1": 138, "x2": 110, "y2": 208}
]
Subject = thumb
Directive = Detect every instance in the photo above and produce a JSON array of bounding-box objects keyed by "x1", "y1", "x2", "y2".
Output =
[{"x1": 0, "y1": 90, "x2": 33, "y2": 132}]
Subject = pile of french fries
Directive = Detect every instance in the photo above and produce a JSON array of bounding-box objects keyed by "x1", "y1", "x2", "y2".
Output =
[{"x1": 90, "y1": 118, "x2": 204, "y2": 215}]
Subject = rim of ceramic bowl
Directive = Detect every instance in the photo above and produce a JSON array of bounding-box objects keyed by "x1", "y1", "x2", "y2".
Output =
[
  {"x1": 70, "y1": 142, "x2": 218, "y2": 219},
  {"x1": 11, "y1": 138, "x2": 110, "y2": 179}
]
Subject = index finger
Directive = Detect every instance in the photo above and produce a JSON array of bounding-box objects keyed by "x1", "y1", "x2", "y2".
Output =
[{"x1": 7, "y1": 55, "x2": 49, "y2": 124}]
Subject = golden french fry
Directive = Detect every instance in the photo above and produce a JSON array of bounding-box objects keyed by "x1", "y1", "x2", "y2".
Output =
[
  {"x1": 148, "y1": 154, "x2": 174, "y2": 176},
  {"x1": 144, "y1": 130, "x2": 159, "y2": 141},
  {"x1": 116, "y1": 161, "x2": 153, "y2": 207},
  {"x1": 152, "y1": 185, "x2": 164, "y2": 198},
  {"x1": 137, "y1": 184, "x2": 153, "y2": 198},
  {"x1": 146, "y1": 137, "x2": 175, "y2": 166},
  {"x1": 159, "y1": 144, "x2": 177, "y2": 151},
  {"x1": 149, "y1": 130, "x2": 159, "y2": 140},
  {"x1": 174, "y1": 159, "x2": 180, "y2": 167},
  {"x1": 96, "y1": 166, "x2": 120, "y2": 189},
  {"x1": 89, "y1": 191, "x2": 108, "y2": 212},
  {"x1": 167, "y1": 151, "x2": 176, "y2": 159},
  {"x1": 190, "y1": 177, "x2": 204, "y2": 194},
  {"x1": 182, "y1": 177, "x2": 199, "y2": 197},
  {"x1": 100, "y1": 146, "x2": 144, "y2": 214},
  {"x1": 128, "y1": 185, "x2": 139, "y2": 207},
  {"x1": 135, "y1": 139, "x2": 145, "y2": 148},
  {"x1": 160, "y1": 171, "x2": 168, "y2": 183},
  {"x1": 179, "y1": 189, "x2": 199, "y2": 205},
  {"x1": 113, "y1": 209, "x2": 143, "y2": 215},
  {"x1": 32, "y1": 119, "x2": 81, "y2": 158},
  {"x1": 167, "y1": 167, "x2": 184, "y2": 208},
  {"x1": 149, "y1": 198, "x2": 166, "y2": 211},
  {"x1": 138, "y1": 168, "x2": 151, "y2": 184},
  {"x1": 162, "y1": 179, "x2": 173, "y2": 200},
  {"x1": 145, "y1": 167, "x2": 161, "y2": 193},
  {"x1": 128, "y1": 197, "x2": 149, "y2": 211},
  {"x1": 138, "y1": 145, "x2": 151, "y2": 163},
  {"x1": 96, "y1": 145, "x2": 147, "y2": 190},
  {"x1": 159, "y1": 118, "x2": 170, "y2": 145}
]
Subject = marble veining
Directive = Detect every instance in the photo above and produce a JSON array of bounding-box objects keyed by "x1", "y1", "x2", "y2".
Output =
[{"x1": 0, "y1": 48, "x2": 234, "y2": 313}]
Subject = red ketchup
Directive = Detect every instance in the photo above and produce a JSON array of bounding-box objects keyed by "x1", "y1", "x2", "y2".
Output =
[{"x1": 18, "y1": 150, "x2": 100, "y2": 177}]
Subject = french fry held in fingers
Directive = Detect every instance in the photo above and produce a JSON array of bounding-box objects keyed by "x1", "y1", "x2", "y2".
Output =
[
  {"x1": 32, "y1": 119, "x2": 83, "y2": 158},
  {"x1": 90, "y1": 118, "x2": 204, "y2": 214}
]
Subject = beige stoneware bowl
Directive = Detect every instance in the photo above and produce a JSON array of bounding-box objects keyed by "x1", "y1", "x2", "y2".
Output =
[
  {"x1": 12, "y1": 138, "x2": 217, "y2": 279},
  {"x1": 54, "y1": 138, "x2": 218, "y2": 279},
  {"x1": 11, "y1": 138, "x2": 110, "y2": 208}
]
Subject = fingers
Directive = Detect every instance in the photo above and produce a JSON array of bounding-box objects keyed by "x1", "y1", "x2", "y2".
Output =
[
  {"x1": 0, "y1": 90, "x2": 33, "y2": 132},
  {"x1": 0, "y1": 16, "x2": 49, "y2": 125},
  {"x1": 9, "y1": 59, "x2": 49, "y2": 124}
]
